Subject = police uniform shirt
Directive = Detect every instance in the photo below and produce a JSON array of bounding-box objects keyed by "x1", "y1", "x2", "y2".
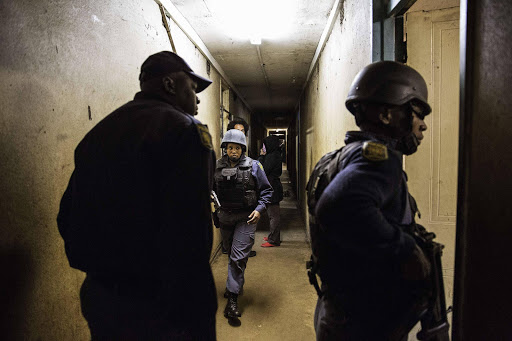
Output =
[
  {"x1": 315, "y1": 131, "x2": 417, "y2": 293},
  {"x1": 57, "y1": 90, "x2": 217, "y2": 320}
]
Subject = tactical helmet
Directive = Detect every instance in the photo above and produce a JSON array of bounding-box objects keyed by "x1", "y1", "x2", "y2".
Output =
[
  {"x1": 221, "y1": 129, "x2": 247, "y2": 152},
  {"x1": 345, "y1": 61, "x2": 431, "y2": 116}
]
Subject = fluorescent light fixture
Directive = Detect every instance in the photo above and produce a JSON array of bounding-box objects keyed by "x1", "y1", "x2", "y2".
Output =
[{"x1": 207, "y1": 0, "x2": 296, "y2": 41}]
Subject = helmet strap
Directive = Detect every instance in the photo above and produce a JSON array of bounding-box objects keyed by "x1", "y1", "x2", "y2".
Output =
[
  {"x1": 228, "y1": 155, "x2": 241, "y2": 163},
  {"x1": 397, "y1": 132, "x2": 419, "y2": 155}
]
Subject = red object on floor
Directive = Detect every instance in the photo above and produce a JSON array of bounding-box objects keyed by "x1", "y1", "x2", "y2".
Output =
[
  {"x1": 263, "y1": 237, "x2": 268, "y2": 241},
  {"x1": 261, "y1": 242, "x2": 278, "y2": 247}
]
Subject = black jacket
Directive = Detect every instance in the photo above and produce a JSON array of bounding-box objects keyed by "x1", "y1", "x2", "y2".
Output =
[
  {"x1": 57, "y1": 91, "x2": 217, "y2": 318},
  {"x1": 258, "y1": 135, "x2": 283, "y2": 203}
]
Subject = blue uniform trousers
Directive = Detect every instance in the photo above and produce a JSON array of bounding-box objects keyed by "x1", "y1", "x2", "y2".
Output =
[{"x1": 219, "y1": 210, "x2": 256, "y2": 294}]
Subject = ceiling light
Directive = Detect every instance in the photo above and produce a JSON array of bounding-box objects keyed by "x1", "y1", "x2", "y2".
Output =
[
  {"x1": 250, "y1": 36, "x2": 262, "y2": 45},
  {"x1": 207, "y1": 0, "x2": 296, "y2": 41}
]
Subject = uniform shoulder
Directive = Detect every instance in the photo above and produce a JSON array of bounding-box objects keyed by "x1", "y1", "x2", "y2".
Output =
[
  {"x1": 253, "y1": 159, "x2": 265, "y2": 172},
  {"x1": 342, "y1": 141, "x2": 402, "y2": 177},
  {"x1": 361, "y1": 141, "x2": 390, "y2": 162},
  {"x1": 135, "y1": 99, "x2": 214, "y2": 150},
  {"x1": 191, "y1": 119, "x2": 213, "y2": 151},
  {"x1": 249, "y1": 157, "x2": 264, "y2": 167},
  {"x1": 216, "y1": 156, "x2": 229, "y2": 167}
]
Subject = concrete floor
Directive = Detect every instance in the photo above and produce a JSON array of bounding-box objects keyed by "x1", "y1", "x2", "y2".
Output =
[{"x1": 211, "y1": 167, "x2": 318, "y2": 341}]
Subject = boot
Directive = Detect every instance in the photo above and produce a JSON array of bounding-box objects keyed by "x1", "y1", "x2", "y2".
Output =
[{"x1": 224, "y1": 292, "x2": 242, "y2": 318}]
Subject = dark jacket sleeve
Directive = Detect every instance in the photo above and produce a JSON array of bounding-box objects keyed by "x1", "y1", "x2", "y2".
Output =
[
  {"x1": 251, "y1": 160, "x2": 273, "y2": 213},
  {"x1": 316, "y1": 149, "x2": 416, "y2": 262},
  {"x1": 258, "y1": 151, "x2": 282, "y2": 179},
  {"x1": 157, "y1": 121, "x2": 216, "y2": 304},
  {"x1": 258, "y1": 151, "x2": 283, "y2": 203}
]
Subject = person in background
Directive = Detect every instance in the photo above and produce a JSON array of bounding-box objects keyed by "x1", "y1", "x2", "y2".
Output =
[
  {"x1": 227, "y1": 117, "x2": 249, "y2": 138},
  {"x1": 57, "y1": 51, "x2": 217, "y2": 340},
  {"x1": 259, "y1": 135, "x2": 284, "y2": 247}
]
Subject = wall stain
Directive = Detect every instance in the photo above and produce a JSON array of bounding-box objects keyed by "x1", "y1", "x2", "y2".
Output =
[
  {"x1": 339, "y1": 0, "x2": 346, "y2": 30},
  {"x1": 57, "y1": 134, "x2": 68, "y2": 141}
]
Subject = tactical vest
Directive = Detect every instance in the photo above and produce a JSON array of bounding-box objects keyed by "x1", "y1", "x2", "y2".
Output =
[
  {"x1": 215, "y1": 156, "x2": 257, "y2": 210},
  {"x1": 306, "y1": 140, "x2": 417, "y2": 296},
  {"x1": 305, "y1": 141, "x2": 361, "y2": 296}
]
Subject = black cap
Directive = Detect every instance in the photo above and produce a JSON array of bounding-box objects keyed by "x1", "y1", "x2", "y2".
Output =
[{"x1": 139, "y1": 51, "x2": 212, "y2": 93}]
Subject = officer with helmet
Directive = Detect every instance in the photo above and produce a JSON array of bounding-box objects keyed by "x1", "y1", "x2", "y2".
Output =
[
  {"x1": 213, "y1": 129, "x2": 273, "y2": 321},
  {"x1": 312, "y1": 61, "x2": 432, "y2": 340}
]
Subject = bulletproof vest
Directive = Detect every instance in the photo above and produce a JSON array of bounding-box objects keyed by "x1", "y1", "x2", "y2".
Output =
[{"x1": 215, "y1": 156, "x2": 257, "y2": 210}]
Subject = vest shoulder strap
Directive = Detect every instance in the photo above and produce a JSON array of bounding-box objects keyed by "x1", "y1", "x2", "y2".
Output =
[{"x1": 238, "y1": 156, "x2": 253, "y2": 168}]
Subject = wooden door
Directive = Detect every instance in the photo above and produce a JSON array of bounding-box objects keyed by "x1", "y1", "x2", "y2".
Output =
[{"x1": 405, "y1": 6, "x2": 460, "y2": 316}]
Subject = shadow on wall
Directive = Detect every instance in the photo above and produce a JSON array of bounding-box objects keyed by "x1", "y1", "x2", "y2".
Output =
[
  {"x1": 0, "y1": 247, "x2": 33, "y2": 340},
  {"x1": 0, "y1": 72, "x2": 57, "y2": 340}
]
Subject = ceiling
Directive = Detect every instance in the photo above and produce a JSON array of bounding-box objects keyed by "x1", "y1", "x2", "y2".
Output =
[{"x1": 170, "y1": 0, "x2": 337, "y2": 126}]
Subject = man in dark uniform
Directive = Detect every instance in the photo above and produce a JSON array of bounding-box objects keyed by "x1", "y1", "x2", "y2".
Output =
[
  {"x1": 312, "y1": 61, "x2": 432, "y2": 340},
  {"x1": 258, "y1": 135, "x2": 284, "y2": 247},
  {"x1": 213, "y1": 129, "x2": 272, "y2": 321},
  {"x1": 57, "y1": 51, "x2": 217, "y2": 340}
]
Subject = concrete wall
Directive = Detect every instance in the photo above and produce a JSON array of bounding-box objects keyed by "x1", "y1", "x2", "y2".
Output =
[
  {"x1": 297, "y1": 0, "x2": 372, "y2": 232},
  {"x1": 229, "y1": 93, "x2": 253, "y2": 153},
  {"x1": 404, "y1": 6, "x2": 460, "y2": 326},
  {"x1": 0, "y1": 0, "x2": 247, "y2": 338}
]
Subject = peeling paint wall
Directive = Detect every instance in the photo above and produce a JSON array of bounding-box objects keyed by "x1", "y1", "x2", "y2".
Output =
[
  {"x1": 298, "y1": 0, "x2": 372, "y2": 231},
  {"x1": 229, "y1": 93, "x2": 253, "y2": 154},
  {"x1": 0, "y1": 0, "x2": 246, "y2": 338}
]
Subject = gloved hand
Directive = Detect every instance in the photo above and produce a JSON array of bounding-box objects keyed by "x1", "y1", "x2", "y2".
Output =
[{"x1": 401, "y1": 244, "x2": 431, "y2": 281}]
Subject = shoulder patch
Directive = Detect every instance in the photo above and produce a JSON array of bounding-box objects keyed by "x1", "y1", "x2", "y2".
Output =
[
  {"x1": 196, "y1": 124, "x2": 213, "y2": 150},
  {"x1": 257, "y1": 161, "x2": 264, "y2": 171},
  {"x1": 362, "y1": 141, "x2": 388, "y2": 161}
]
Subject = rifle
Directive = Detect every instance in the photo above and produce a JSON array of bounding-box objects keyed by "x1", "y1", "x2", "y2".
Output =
[{"x1": 407, "y1": 224, "x2": 451, "y2": 341}]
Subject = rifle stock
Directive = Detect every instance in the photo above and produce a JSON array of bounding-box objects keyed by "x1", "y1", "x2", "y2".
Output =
[{"x1": 409, "y1": 224, "x2": 451, "y2": 341}]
